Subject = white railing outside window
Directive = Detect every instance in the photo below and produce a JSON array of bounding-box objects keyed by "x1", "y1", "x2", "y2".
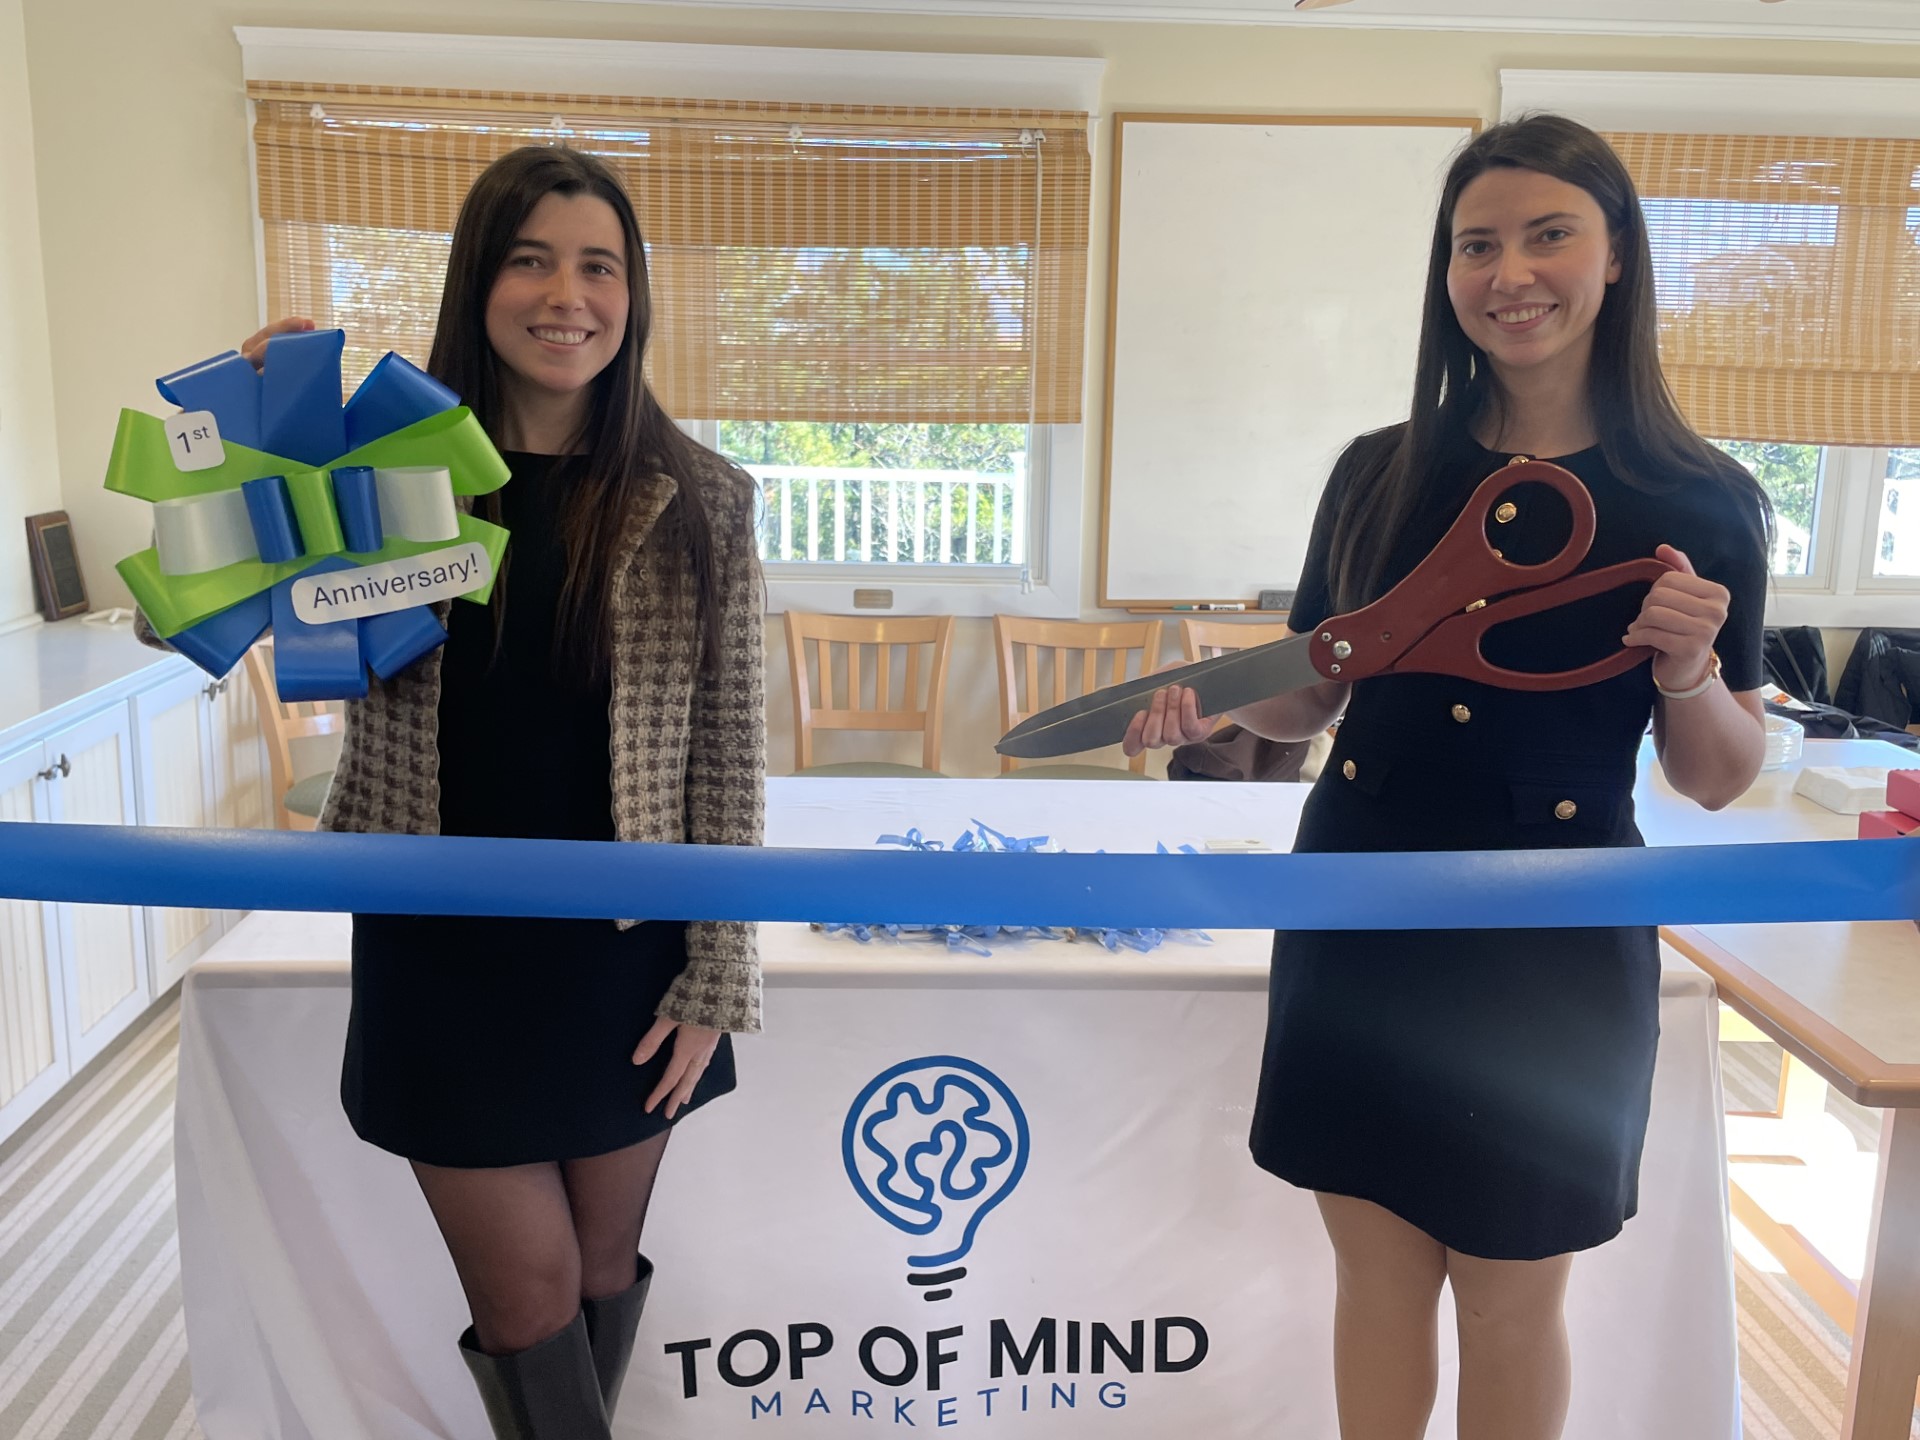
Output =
[{"x1": 750, "y1": 457, "x2": 1028, "y2": 570}]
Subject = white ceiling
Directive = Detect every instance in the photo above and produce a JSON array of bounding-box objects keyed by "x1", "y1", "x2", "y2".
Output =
[{"x1": 561, "y1": 0, "x2": 1920, "y2": 45}]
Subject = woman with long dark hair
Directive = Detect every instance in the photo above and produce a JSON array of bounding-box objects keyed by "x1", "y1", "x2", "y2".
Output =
[
  {"x1": 1126, "y1": 114, "x2": 1769, "y2": 1439},
  {"x1": 240, "y1": 146, "x2": 765, "y2": 1437}
]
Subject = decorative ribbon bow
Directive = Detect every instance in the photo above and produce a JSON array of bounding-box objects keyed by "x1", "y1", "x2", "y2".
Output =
[{"x1": 107, "y1": 328, "x2": 510, "y2": 701}]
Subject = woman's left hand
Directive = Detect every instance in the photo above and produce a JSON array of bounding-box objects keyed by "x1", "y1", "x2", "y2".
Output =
[
  {"x1": 1623, "y1": 545, "x2": 1729, "y2": 692},
  {"x1": 634, "y1": 1018, "x2": 723, "y2": 1119}
]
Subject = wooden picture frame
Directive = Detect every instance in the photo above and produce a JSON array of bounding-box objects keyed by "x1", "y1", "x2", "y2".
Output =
[{"x1": 25, "y1": 511, "x2": 89, "y2": 620}]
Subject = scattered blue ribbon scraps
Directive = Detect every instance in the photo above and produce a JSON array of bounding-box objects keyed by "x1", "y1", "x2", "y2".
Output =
[
  {"x1": 823, "y1": 821, "x2": 1204, "y2": 954},
  {"x1": 0, "y1": 822, "x2": 1915, "y2": 933}
]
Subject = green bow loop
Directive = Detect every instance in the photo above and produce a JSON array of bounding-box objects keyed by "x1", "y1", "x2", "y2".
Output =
[{"x1": 108, "y1": 406, "x2": 511, "y2": 640}]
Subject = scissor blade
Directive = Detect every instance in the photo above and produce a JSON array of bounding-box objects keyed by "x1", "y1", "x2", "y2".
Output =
[{"x1": 995, "y1": 634, "x2": 1327, "y2": 759}]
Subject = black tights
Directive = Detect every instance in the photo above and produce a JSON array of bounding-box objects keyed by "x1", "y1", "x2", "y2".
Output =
[{"x1": 413, "y1": 1130, "x2": 671, "y2": 1356}]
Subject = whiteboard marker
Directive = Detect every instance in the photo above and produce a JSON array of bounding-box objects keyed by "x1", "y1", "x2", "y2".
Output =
[{"x1": 1171, "y1": 603, "x2": 1246, "y2": 611}]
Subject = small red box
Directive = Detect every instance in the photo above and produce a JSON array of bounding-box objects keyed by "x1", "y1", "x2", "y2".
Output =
[
  {"x1": 1859, "y1": 809, "x2": 1919, "y2": 839},
  {"x1": 1886, "y1": 768, "x2": 1920, "y2": 821}
]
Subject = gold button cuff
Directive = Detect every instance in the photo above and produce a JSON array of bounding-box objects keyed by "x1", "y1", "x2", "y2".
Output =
[
  {"x1": 1554, "y1": 800, "x2": 1578, "y2": 821},
  {"x1": 1342, "y1": 760, "x2": 1357, "y2": 780}
]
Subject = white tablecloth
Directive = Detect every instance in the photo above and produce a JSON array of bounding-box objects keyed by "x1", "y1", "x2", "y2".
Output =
[{"x1": 176, "y1": 779, "x2": 1738, "y2": 1439}]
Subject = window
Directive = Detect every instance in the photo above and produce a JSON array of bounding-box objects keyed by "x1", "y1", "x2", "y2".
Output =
[
  {"x1": 723, "y1": 422, "x2": 1032, "y2": 568},
  {"x1": 1878, "y1": 448, "x2": 1920, "y2": 579},
  {"x1": 1604, "y1": 117, "x2": 1920, "y2": 616},
  {"x1": 249, "y1": 80, "x2": 1092, "y2": 614},
  {"x1": 1708, "y1": 441, "x2": 1826, "y2": 579}
]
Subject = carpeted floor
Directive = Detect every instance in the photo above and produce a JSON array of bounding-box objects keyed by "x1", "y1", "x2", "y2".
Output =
[{"x1": 0, "y1": 1004, "x2": 1912, "y2": 1438}]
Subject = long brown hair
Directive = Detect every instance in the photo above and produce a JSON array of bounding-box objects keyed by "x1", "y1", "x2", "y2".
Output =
[
  {"x1": 428, "y1": 145, "x2": 726, "y2": 676},
  {"x1": 1325, "y1": 113, "x2": 1769, "y2": 610}
]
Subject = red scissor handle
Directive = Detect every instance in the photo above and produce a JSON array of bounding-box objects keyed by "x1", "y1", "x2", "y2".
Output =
[
  {"x1": 1307, "y1": 461, "x2": 1672, "y2": 692},
  {"x1": 1391, "y1": 557, "x2": 1673, "y2": 690}
]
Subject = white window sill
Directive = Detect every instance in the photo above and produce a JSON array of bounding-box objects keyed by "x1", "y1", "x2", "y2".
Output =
[{"x1": 1765, "y1": 591, "x2": 1920, "y2": 629}]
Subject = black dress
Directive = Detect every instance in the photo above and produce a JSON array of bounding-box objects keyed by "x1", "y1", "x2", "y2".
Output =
[
  {"x1": 1249, "y1": 428, "x2": 1766, "y2": 1260},
  {"x1": 342, "y1": 452, "x2": 737, "y2": 1169}
]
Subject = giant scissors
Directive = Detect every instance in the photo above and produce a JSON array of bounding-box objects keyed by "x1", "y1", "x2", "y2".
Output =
[{"x1": 997, "y1": 461, "x2": 1674, "y2": 760}]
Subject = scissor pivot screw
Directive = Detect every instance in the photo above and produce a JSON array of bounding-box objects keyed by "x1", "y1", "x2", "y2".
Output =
[
  {"x1": 1495, "y1": 502, "x2": 1518, "y2": 524},
  {"x1": 1332, "y1": 640, "x2": 1353, "y2": 660}
]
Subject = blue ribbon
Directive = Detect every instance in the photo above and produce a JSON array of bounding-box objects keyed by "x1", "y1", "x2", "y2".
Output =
[
  {"x1": 157, "y1": 331, "x2": 468, "y2": 697},
  {"x1": 0, "y1": 824, "x2": 1912, "y2": 930}
]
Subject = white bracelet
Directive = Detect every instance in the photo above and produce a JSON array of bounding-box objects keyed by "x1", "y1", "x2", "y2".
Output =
[{"x1": 1654, "y1": 652, "x2": 1721, "y2": 701}]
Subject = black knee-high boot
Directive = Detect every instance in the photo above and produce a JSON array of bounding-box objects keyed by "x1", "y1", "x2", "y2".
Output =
[
  {"x1": 458, "y1": 1312, "x2": 612, "y2": 1438},
  {"x1": 581, "y1": 1254, "x2": 655, "y2": 1414}
]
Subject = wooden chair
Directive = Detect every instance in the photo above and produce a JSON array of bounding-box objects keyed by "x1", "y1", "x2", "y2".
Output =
[
  {"x1": 784, "y1": 612, "x2": 956, "y2": 777},
  {"x1": 992, "y1": 615, "x2": 1163, "y2": 778},
  {"x1": 1178, "y1": 616, "x2": 1297, "y2": 663},
  {"x1": 240, "y1": 641, "x2": 342, "y2": 830}
]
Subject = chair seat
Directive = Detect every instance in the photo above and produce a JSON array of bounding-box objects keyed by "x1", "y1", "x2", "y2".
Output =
[
  {"x1": 999, "y1": 763, "x2": 1157, "y2": 781},
  {"x1": 794, "y1": 761, "x2": 948, "y2": 779},
  {"x1": 284, "y1": 771, "x2": 336, "y2": 818}
]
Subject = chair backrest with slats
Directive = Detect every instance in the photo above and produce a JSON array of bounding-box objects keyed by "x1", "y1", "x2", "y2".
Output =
[
  {"x1": 240, "y1": 641, "x2": 344, "y2": 831},
  {"x1": 991, "y1": 615, "x2": 1164, "y2": 774},
  {"x1": 1179, "y1": 618, "x2": 1298, "y2": 736},
  {"x1": 1179, "y1": 617, "x2": 1297, "y2": 662},
  {"x1": 784, "y1": 612, "x2": 957, "y2": 773}
]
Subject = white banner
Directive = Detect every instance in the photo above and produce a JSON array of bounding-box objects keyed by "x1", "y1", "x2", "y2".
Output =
[{"x1": 289, "y1": 542, "x2": 491, "y2": 624}]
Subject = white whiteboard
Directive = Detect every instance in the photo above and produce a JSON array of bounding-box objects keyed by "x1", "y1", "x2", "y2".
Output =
[{"x1": 1099, "y1": 115, "x2": 1476, "y2": 608}]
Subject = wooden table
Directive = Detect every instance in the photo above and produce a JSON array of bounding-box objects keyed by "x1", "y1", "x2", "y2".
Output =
[{"x1": 1639, "y1": 737, "x2": 1920, "y2": 1440}]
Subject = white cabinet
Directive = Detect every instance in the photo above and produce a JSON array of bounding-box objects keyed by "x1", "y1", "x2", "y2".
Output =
[
  {"x1": 0, "y1": 743, "x2": 71, "y2": 1148},
  {"x1": 130, "y1": 666, "x2": 272, "y2": 994},
  {"x1": 133, "y1": 668, "x2": 223, "y2": 996},
  {"x1": 42, "y1": 704, "x2": 151, "y2": 1074},
  {"x1": 0, "y1": 624, "x2": 272, "y2": 1144}
]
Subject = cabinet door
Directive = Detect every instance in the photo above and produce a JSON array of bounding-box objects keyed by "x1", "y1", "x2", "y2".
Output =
[
  {"x1": 0, "y1": 743, "x2": 70, "y2": 1148},
  {"x1": 211, "y1": 668, "x2": 268, "y2": 832},
  {"x1": 132, "y1": 668, "x2": 224, "y2": 995},
  {"x1": 44, "y1": 704, "x2": 151, "y2": 1070},
  {"x1": 209, "y1": 668, "x2": 269, "y2": 932}
]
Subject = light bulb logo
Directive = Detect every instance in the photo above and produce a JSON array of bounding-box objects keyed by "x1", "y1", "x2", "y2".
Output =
[{"x1": 842, "y1": 1056, "x2": 1031, "y2": 1303}]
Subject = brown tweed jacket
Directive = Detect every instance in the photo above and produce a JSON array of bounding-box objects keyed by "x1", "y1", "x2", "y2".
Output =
[{"x1": 144, "y1": 450, "x2": 767, "y2": 1033}]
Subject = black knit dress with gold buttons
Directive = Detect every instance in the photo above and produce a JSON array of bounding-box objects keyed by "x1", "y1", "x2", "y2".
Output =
[{"x1": 1250, "y1": 426, "x2": 1766, "y2": 1260}]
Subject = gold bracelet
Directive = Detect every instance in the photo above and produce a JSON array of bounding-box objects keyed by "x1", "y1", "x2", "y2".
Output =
[{"x1": 1654, "y1": 650, "x2": 1721, "y2": 701}]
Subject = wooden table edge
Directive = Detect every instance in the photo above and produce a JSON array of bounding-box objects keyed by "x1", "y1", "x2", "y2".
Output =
[{"x1": 1663, "y1": 925, "x2": 1920, "y2": 1109}]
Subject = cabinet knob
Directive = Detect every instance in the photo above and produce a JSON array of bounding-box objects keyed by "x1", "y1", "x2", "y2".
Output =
[{"x1": 37, "y1": 754, "x2": 71, "y2": 782}]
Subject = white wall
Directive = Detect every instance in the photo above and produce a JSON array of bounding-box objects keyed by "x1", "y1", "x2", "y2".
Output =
[{"x1": 0, "y1": 0, "x2": 62, "y2": 630}]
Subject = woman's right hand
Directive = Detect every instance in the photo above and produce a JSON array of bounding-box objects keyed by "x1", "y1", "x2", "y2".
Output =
[
  {"x1": 239, "y1": 316, "x2": 317, "y2": 371},
  {"x1": 1121, "y1": 685, "x2": 1216, "y2": 757}
]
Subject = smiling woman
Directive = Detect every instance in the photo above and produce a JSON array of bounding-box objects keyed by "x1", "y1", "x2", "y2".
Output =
[{"x1": 224, "y1": 143, "x2": 771, "y2": 1440}]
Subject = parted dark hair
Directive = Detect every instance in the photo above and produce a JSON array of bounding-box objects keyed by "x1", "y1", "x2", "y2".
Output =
[
  {"x1": 1324, "y1": 112, "x2": 1769, "y2": 611},
  {"x1": 428, "y1": 145, "x2": 726, "y2": 676}
]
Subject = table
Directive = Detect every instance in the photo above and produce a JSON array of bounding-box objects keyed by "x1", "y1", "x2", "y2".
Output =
[
  {"x1": 1637, "y1": 736, "x2": 1920, "y2": 1440},
  {"x1": 175, "y1": 777, "x2": 1740, "y2": 1439}
]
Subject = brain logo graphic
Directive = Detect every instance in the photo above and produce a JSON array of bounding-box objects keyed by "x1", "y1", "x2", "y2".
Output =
[{"x1": 842, "y1": 1056, "x2": 1031, "y2": 1295}]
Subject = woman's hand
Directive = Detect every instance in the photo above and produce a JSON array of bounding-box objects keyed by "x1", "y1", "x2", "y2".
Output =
[
  {"x1": 239, "y1": 316, "x2": 317, "y2": 371},
  {"x1": 1624, "y1": 545, "x2": 1729, "y2": 693},
  {"x1": 634, "y1": 1018, "x2": 722, "y2": 1120},
  {"x1": 1121, "y1": 685, "x2": 1216, "y2": 757}
]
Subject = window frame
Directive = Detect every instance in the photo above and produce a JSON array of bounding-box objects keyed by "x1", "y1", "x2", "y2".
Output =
[
  {"x1": 239, "y1": 27, "x2": 1104, "y2": 618},
  {"x1": 680, "y1": 418, "x2": 1084, "y2": 618}
]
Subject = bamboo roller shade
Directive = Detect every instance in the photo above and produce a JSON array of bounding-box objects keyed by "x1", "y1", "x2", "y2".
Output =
[
  {"x1": 1606, "y1": 130, "x2": 1920, "y2": 448},
  {"x1": 250, "y1": 82, "x2": 1091, "y2": 425}
]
